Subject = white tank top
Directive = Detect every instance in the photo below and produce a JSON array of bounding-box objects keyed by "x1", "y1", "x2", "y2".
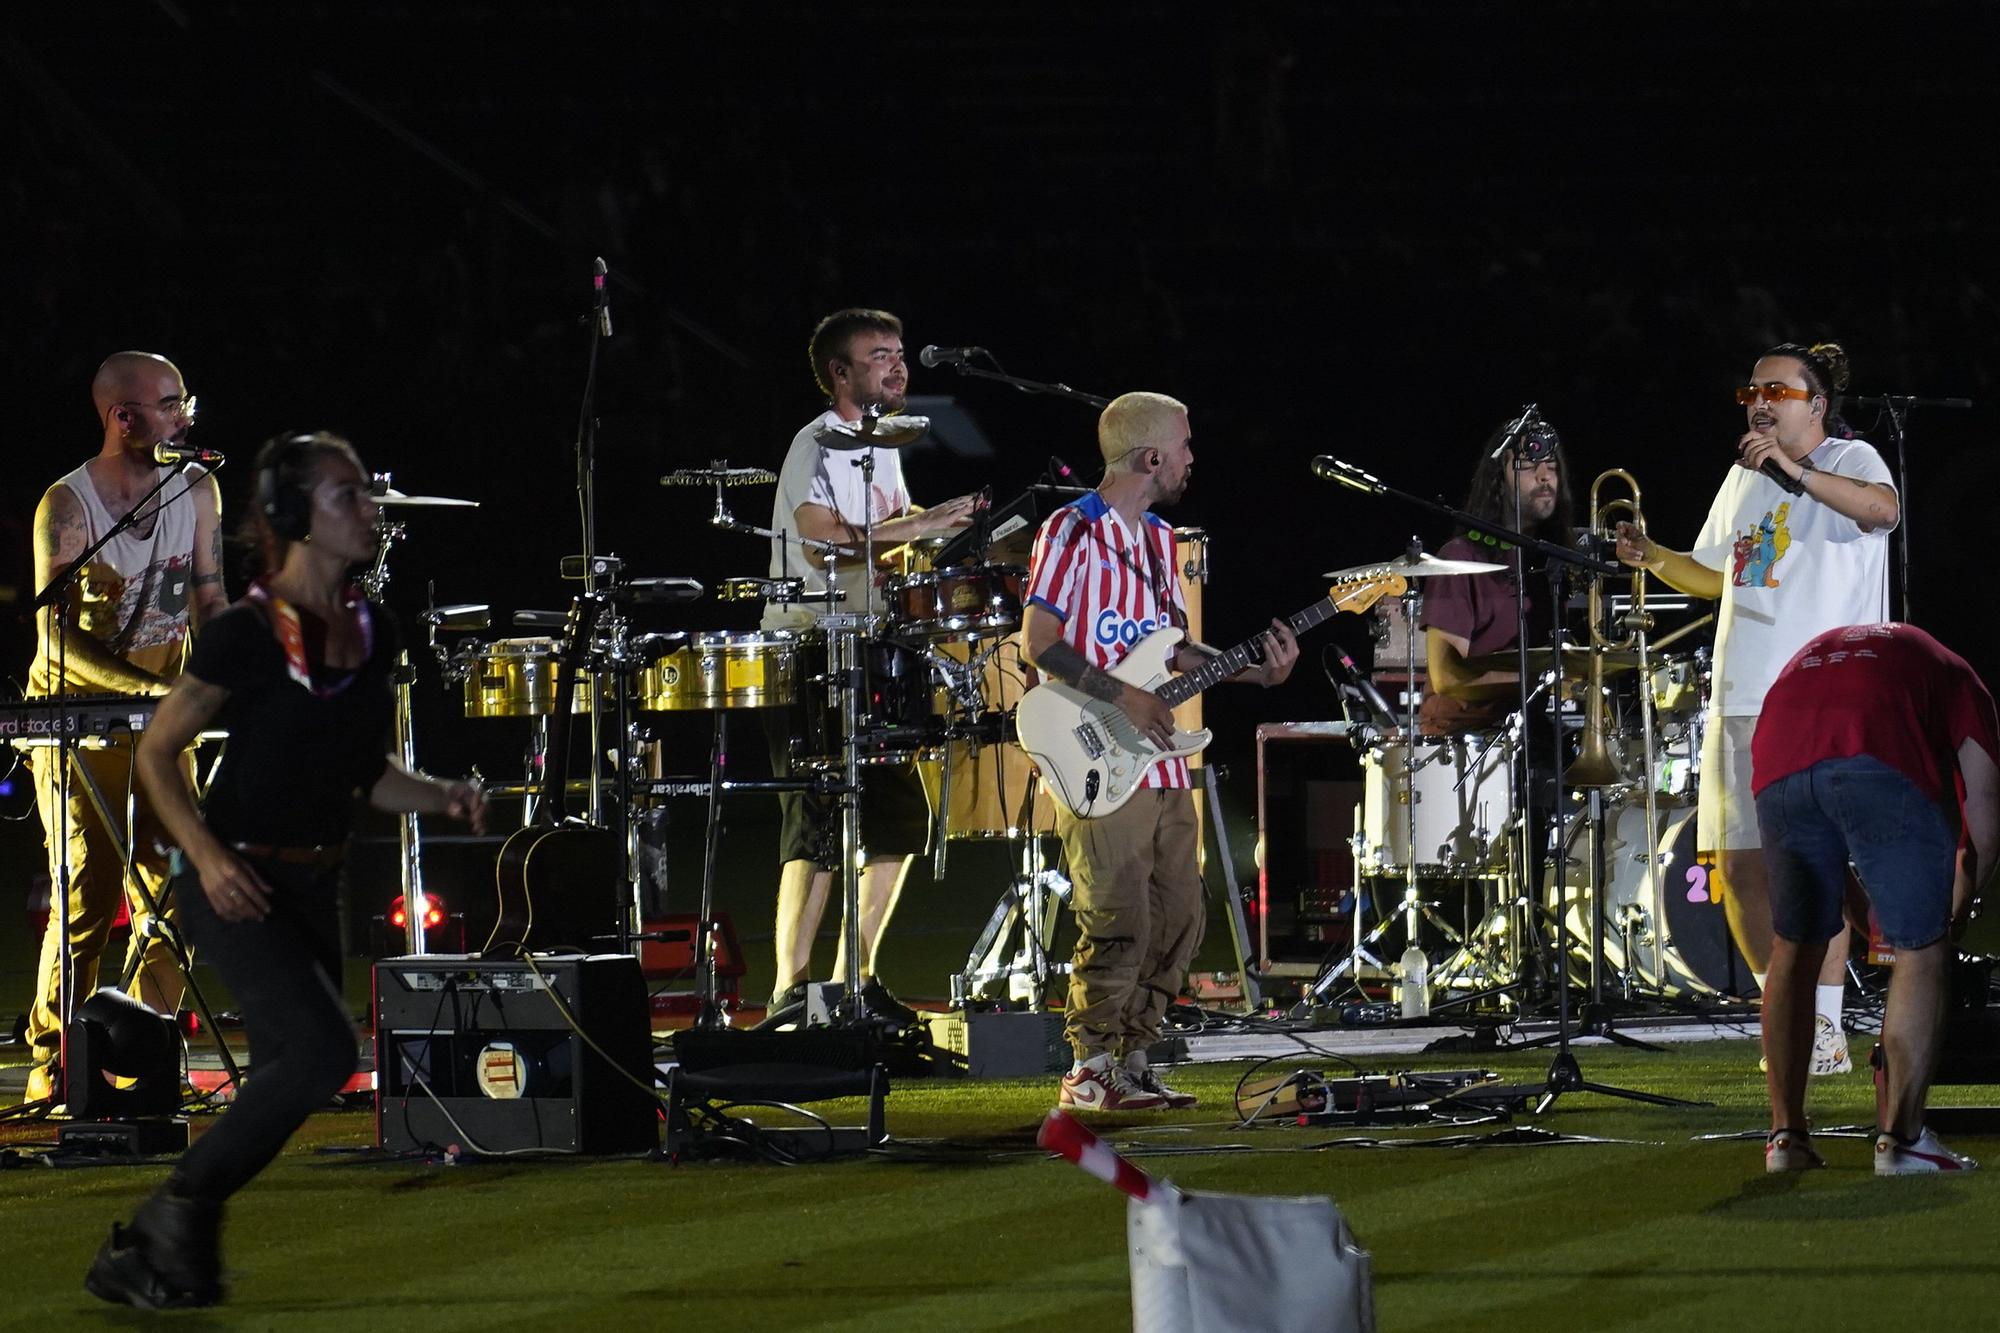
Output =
[{"x1": 30, "y1": 461, "x2": 206, "y2": 692}]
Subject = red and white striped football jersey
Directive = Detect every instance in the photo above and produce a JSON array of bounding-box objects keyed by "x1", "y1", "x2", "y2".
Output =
[{"x1": 1026, "y1": 491, "x2": 1190, "y2": 789}]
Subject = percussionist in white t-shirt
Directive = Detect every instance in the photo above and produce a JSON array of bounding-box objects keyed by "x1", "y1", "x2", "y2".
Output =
[
  {"x1": 759, "y1": 307, "x2": 982, "y2": 1025},
  {"x1": 1614, "y1": 341, "x2": 1899, "y2": 1075}
]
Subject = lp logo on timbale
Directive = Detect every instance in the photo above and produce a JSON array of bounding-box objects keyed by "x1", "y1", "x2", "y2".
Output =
[{"x1": 1686, "y1": 854, "x2": 1728, "y2": 908}]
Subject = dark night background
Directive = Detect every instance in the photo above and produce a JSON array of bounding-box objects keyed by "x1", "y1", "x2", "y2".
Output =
[{"x1": 4, "y1": 2, "x2": 1997, "y2": 994}]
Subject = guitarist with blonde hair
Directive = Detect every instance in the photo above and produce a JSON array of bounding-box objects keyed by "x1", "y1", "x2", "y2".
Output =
[{"x1": 1022, "y1": 391, "x2": 1298, "y2": 1111}]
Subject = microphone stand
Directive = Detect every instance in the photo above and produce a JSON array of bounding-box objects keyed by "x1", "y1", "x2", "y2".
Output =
[
  {"x1": 927, "y1": 357, "x2": 1110, "y2": 410},
  {"x1": 1851, "y1": 391, "x2": 1973, "y2": 625},
  {"x1": 573, "y1": 259, "x2": 611, "y2": 827},
  {"x1": 1314, "y1": 455, "x2": 1706, "y2": 1112}
]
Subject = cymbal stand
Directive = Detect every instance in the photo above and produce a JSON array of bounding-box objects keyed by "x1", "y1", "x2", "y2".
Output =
[{"x1": 356, "y1": 511, "x2": 435, "y2": 954}]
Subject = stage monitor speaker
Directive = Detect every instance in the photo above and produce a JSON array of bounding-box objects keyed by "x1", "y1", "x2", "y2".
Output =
[{"x1": 374, "y1": 953, "x2": 657, "y2": 1156}]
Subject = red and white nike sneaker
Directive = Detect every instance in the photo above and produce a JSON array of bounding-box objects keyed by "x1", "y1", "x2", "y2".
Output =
[
  {"x1": 1058, "y1": 1059, "x2": 1167, "y2": 1112},
  {"x1": 1875, "y1": 1127, "x2": 1979, "y2": 1175}
]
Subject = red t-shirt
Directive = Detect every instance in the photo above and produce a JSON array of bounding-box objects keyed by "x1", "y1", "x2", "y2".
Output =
[{"x1": 1752, "y1": 623, "x2": 1999, "y2": 802}]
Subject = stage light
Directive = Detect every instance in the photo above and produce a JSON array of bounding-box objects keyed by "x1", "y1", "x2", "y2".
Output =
[
  {"x1": 388, "y1": 892, "x2": 447, "y2": 930},
  {"x1": 65, "y1": 990, "x2": 182, "y2": 1119}
]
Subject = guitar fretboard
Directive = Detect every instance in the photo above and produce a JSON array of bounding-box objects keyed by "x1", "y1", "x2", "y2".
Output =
[{"x1": 1154, "y1": 568, "x2": 1393, "y2": 708}]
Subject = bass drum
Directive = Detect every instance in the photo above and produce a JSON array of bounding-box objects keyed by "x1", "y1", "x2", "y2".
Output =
[{"x1": 1553, "y1": 800, "x2": 1752, "y2": 996}]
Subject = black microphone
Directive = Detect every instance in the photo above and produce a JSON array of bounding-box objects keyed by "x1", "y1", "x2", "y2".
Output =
[
  {"x1": 1333, "y1": 644, "x2": 1399, "y2": 731},
  {"x1": 919, "y1": 344, "x2": 984, "y2": 368},
  {"x1": 1049, "y1": 455, "x2": 1077, "y2": 481},
  {"x1": 154, "y1": 442, "x2": 226, "y2": 466},
  {"x1": 593, "y1": 257, "x2": 612, "y2": 337},
  {"x1": 1311, "y1": 456, "x2": 1384, "y2": 494}
]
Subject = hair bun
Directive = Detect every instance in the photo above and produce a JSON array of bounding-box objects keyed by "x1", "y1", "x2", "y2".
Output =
[{"x1": 1807, "y1": 341, "x2": 1851, "y2": 392}]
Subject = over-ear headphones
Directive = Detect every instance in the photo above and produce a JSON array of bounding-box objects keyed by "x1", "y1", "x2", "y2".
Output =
[{"x1": 256, "y1": 432, "x2": 317, "y2": 542}]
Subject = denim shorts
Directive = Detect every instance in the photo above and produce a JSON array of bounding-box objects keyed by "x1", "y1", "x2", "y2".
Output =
[{"x1": 1754, "y1": 755, "x2": 1957, "y2": 949}]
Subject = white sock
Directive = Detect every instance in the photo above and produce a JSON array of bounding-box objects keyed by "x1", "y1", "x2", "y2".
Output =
[
  {"x1": 1073, "y1": 1052, "x2": 1112, "y2": 1075},
  {"x1": 1816, "y1": 984, "x2": 1845, "y2": 1031},
  {"x1": 1123, "y1": 1050, "x2": 1148, "y2": 1074}
]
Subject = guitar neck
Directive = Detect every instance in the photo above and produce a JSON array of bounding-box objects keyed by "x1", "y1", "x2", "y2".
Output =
[{"x1": 1153, "y1": 575, "x2": 1388, "y2": 708}]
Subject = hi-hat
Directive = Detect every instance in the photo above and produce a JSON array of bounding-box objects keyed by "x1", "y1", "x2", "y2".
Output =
[
  {"x1": 374, "y1": 488, "x2": 479, "y2": 508},
  {"x1": 1322, "y1": 552, "x2": 1505, "y2": 580},
  {"x1": 661, "y1": 465, "x2": 777, "y2": 486},
  {"x1": 814, "y1": 414, "x2": 930, "y2": 450}
]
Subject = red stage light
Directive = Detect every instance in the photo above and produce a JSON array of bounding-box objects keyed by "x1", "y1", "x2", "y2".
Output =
[{"x1": 388, "y1": 893, "x2": 448, "y2": 932}]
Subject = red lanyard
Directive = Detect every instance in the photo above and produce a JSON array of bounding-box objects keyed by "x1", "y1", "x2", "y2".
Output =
[{"x1": 246, "y1": 581, "x2": 373, "y2": 698}]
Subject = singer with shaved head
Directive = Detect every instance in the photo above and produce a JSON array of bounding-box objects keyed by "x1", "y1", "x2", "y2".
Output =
[{"x1": 19, "y1": 350, "x2": 227, "y2": 1106}]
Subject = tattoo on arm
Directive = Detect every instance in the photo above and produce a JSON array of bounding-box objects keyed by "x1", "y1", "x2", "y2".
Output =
[{"x1": 1037, "y1": 640, "x2": 1123, "y2": 703}]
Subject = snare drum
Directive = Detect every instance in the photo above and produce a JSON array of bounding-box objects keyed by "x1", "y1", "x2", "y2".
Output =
[
  {"x1": 881, "y1": 563, "x2": 1026, "y2": 641},
  {"x1": 640, "y1": 631, "x2": 799, "y2": 710},
  {"x1": 791, "y1": 634, "x2": 940, "y2": 769},
  {"x1": 1360, "y1": 735, "x2": 1514, "y2": 876},
  {"x1": 462, "y1": 638, "x2": 594, "y2": 718}
]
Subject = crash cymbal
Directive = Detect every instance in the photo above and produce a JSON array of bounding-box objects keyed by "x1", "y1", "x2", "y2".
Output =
[
  {"x1": 1461, "y1": 645, "x2": 1645, "y2": 676},
  {"x1": 373, "y1": 488, "x2": 479, "y2": 508},
  {"x1": 660, "y1": 465, "x2": 778, "y2": 486},
  {"x1": 813, "y1": 414, "x2": 930, "y2": 450},
  {"x1": 1323, "y1": 552, "x2": 1506, "y2": 580}
]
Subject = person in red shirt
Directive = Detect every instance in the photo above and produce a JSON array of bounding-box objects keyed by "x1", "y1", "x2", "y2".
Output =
[{"x1": 1753, "y1": 623, "x2": 1998, "y2": 1175}]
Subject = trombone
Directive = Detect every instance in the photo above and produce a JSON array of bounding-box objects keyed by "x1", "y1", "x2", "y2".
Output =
[{"x1": 1566, "y1": 467, "x2": 1668, "y2": 992}]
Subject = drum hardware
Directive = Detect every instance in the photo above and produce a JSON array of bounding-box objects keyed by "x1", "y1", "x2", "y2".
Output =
[
  {"x1": 1310, "y1": 455, "x2": 1708, "y2": 1111},
  {"x1": 659, "y1": 463, "x2": 779, "y2": 487},
  {"x1": 361, "y1": 495, "x2": 477, "y2": 955}
]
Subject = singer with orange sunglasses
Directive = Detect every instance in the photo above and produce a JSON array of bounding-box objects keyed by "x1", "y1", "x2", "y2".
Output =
[{"x1": 1613, "y1": 342, "x2": 1899, "y2": 1079}]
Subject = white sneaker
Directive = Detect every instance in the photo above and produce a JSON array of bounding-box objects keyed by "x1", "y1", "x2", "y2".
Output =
[
  {"x1": 1058, "y1": 1057, "x2": 1166, "y2": 1112},
  {"x1": 1875, "y1": 1127, "x2": 1979, "y2": 1175},
  {"x1": 1124, "y1": 1057, "x2": 1197, "y2": 1109},
  {"x1": 1765, "y1": 1128, "x2": 1826, "y2": 1174}
]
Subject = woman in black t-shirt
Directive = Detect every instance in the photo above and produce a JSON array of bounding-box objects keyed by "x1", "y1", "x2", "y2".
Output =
[{"x1": 87, "y1": 432, "x2": 486, "y2": 1311}]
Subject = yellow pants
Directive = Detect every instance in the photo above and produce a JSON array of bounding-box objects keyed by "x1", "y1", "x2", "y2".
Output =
[{"x1": 25, "y1": 741, "x2": 185, "y2": 1070}]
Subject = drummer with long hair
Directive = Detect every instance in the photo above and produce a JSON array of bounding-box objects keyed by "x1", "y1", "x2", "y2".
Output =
[{"x1": 85, "y1": 431, "x2": 485, "y2": 1310}]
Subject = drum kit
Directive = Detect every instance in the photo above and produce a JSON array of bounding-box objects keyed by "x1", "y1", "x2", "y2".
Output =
[
  {"x1": 363, "y1": 404, "x2": 1108, "y2": 1025},
  {"x1": 1305, "y1": 470, "x2": 1747, "y2": 1021}
]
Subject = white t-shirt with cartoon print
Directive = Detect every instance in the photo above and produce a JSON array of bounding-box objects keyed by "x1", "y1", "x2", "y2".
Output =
[{"x1": 1690, "y1": 436, "x2": 1896, "y2": 716}]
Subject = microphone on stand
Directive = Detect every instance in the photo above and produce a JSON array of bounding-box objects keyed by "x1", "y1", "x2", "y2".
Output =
[
  {"x1": 919, "y1": 344, "x2": 985, "y2": 368},
  {"x1": 1331, "y1": 644, "x2": 1400, "y2": 732},
  {"x1": 593, "y1": 257, "x2": 613, "y2": 337},
  {"x1": 154, "y1": 442, "x2": 226, "y2": 466}
]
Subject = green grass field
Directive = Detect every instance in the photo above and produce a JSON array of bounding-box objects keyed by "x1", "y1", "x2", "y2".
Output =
[{"x1": 4, "y1": 1037, "x2": 1997, "y2": 1331}]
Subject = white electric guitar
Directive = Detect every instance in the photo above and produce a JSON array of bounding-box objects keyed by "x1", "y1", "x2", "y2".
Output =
[{"x1": 1016, "y1": 570, "x2": 1405, "y2": 819}]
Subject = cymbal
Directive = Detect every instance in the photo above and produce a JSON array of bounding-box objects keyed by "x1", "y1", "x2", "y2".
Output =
[
  {"x1": 660, "y1": 465, "x2": 777, "y2": 487},
  {"x1": 1461, "y1": 646, "x2": 1645, "y2": 676},
  {"x1": 374, "y1": 488, "x2": 478, "y2": 508},
  {"x1": 424, "y1": 603, "x2": 492, "y2": 631},
  {"x1": 814, "y1": 414, "x2": 930, "y2": 450},
  {"x1": 1322, "y1": 552, "x2": 1505, "y2": 580}
]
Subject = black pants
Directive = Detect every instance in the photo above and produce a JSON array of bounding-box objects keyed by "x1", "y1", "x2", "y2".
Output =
[{"x1": 169, "y1": 852, "x2": 357, "y2": 1205}]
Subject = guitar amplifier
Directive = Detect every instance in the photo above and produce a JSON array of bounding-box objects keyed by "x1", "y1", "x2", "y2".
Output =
[{"x1": 373, "y1": 953, "x2": 657, "y2": 1156}]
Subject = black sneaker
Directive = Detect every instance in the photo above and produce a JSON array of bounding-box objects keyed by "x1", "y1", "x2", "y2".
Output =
[{"x1": 859, "y1": 979, "x2": 920, "y2": 1028}]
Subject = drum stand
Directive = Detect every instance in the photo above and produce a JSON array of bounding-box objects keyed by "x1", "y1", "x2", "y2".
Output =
[{"x1": 952, "y1": 829, "x2": 1071, "y2": 1008}]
